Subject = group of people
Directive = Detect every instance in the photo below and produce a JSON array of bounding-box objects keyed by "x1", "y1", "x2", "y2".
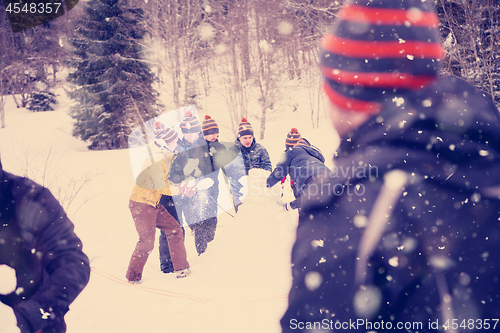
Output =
[{"x1": 125, "y1": 110, "x2": 334, "y2": 284}]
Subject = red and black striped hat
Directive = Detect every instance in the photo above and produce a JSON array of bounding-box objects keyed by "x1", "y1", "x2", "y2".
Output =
[
  {"x1": 180, "y1": 111, "x2": 201, "y2": 134},
  {"x1": 202, "y1": 115, "x2": 219, "y2": 135},
  {"x1": 161, "y1": 128, "x2": 179, "y2": 145},
  {"x1": 238, "y1": 118, "x2": 254, "y2": 137},
  {"x1": 294, "y1": 138, "x2": 310, "y2": 148},
  {"x1": 154, "y1": 121, "x2": 165, "y2": 139},
  {"x1": 285, "y1": 128, "x2": 301, "y2": 149},
  {"x1": 320, "y1": 0, "x2": 445, "y2": 114}
]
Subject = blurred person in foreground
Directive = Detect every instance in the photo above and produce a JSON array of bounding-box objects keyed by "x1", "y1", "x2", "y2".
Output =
[
  {"x1": 281, "y1": 0, "x2": 500, "y2": 332},
  {"x1": 0, "y1": 159, "x2": 90, "y2": 333}
]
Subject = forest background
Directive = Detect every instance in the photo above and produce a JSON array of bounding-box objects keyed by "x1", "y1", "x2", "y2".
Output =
[{"x1": 1, "y1": 0, "x2": 499, "y2": 149}]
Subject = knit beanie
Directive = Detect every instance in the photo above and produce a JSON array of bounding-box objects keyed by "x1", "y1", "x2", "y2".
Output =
[
  {"x1": 320, "y1": 0, "x2": 445, "y2": 114},
  {"x1": 202, "y1": 115, "x2": 219, "y2": 136},
  {"x1": 285, "y1": 128, "x2": 301, "y2": 149},
  {"x1": 180, "y1": 111, "x2": 202, "y2": 134},
  {"x1": 294, "y1": 138, "x2": 310, "y2": 148},
  {"x1": 154, "y1": 121, "x2": 165, "y2": 139},
  {"x1": 161, "y1": 128, "x2": 179, "y2": 145},
  {"x1": 237, "y1": 118, "x2": 254, "y2": 137}
]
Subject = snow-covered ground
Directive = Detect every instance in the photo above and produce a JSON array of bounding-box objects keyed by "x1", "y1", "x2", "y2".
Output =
[{"x1": 0, "y1": 87, "x2": 339, "y2": 333}]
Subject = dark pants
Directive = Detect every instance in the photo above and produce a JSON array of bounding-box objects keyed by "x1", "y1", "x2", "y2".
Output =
[
  {"x1": 158, "y1": 195, "x2": 185, "y2": 273},
  {"x1": 191, "y1": 217, "x2": 218, "y2": 255},
  {"x1": 167, "y1": 180, "x2": 220, "y2": 257}
]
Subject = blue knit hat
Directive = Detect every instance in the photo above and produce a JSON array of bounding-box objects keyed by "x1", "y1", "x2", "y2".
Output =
[{"x1": 320, "y1": 0, "x2": 445, "y2": 114}]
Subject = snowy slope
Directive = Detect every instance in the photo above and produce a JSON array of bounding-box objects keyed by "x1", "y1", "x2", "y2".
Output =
[{"x1": 0, "y1": 88, "x2": 338, "y2": 333}]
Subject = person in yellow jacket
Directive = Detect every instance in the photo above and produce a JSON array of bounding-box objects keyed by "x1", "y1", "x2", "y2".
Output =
[{"x1": 126, "y1": 126, "x2": 190, "y2": 282}]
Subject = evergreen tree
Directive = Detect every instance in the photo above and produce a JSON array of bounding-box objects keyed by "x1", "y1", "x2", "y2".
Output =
[
  {"x1": 437, "y1": 0, "x2": 500, "y2": 110},
  {"x1": 68, "y1": 0, "x2": 159, "y2": 149},
  {"x1": 27, "y1": 89, "x2": 57, "y2": 112}
]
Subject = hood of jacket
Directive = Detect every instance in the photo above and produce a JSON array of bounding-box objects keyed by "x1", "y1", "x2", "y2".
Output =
[
  {"x1": 335, "y1": 76, "x2": 500, "y2": 194},
  {"x1": 296, "y1": 139, "x2": 326, "y2": 164}
]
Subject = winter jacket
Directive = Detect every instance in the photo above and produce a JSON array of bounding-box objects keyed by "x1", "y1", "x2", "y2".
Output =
[
  {"x1": 0, "y1": 162, "x2": 90, "y2": 333},
  {"x1": 130, "y1": 150, "x2": 177, "y2": 207},
  {"x1": 281, "y1": 76, "x2": 500, "y2": 332},
  {"x1": 169, "y1": 137, "x2": 241, "y2": 183},
  {"x1": 168, "y1": 137, "x2": 244, "y2": 221},
  {"x1": 266, "y1": 139, "x2": 330, "y2": 197},
  {"x1": 230, "y1": 138, "x2": 272, "y2": 175}
]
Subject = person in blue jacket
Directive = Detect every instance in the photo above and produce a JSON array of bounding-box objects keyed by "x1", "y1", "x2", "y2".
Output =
[
  {"x1": 230, "y1": 118, "x2": 272, "y2": 175},
  {"x1": 266, "y1": 128, "x2": 330, "y2": 211},
  {"x1": 0, "y1": 159, "x2": 90, "y2": 333},
  {"x1": 280, "y1": 0, "x2": 500, "y2": 332}
]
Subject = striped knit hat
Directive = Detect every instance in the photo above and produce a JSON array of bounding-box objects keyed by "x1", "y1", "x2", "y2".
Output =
[
  {"x1": 161, "y1": 128, "x2": 179, "y2": 145},
  {"x1": 294, "y1": 138, "x2": 310, "y2": 148},
  {"x1": 202, "y1": 115, "x2": 219, "y2": 135},
  {"x1": 285, "y1": 128, "x2": 301, "y2": 149},
  {"x1": 180, "y1": 111, "x2": 202, "y2": 134},
  {"x1": 238, "y1": 118, "x2": 254, "y2": 137},
  {"x1": 320, "y1": 0, "x2": 445, "y2": 114},
  {"x1": 154, "y1": 121, "x2": 165, "y2": 139}
]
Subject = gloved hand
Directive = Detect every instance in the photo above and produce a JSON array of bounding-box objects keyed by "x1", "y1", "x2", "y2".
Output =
[
  {"x1": 178, "y1": 182, "x2": 197, "y2": 196},
  {"x1": 276, "y1": 198, "x2": 292, "y2": 211}
]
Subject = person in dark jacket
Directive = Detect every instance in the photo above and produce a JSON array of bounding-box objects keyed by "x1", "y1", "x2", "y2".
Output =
[
  {"x1": 281, "y1": 1, "x2": 500, "y2": 332},
  {"x1": 158, "y1": 112, "x2": 203, "y2": 269},
  {"x1": 266, "y1": 128, "x2": 330, "y2": 211},
  {"x1": 169, "y1": 114, "x2": 242, "y2": 255},
  {"x1": 230, "y1": 118, "x2": 272, "y2": 175},
  {"x1": 0, "y1": 159, "x2": 90, "y2": 333}
]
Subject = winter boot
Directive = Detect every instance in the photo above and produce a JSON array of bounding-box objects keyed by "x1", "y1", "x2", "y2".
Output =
[{"x1": 176, "y1": 268, "x2": 191, "y2": 279}]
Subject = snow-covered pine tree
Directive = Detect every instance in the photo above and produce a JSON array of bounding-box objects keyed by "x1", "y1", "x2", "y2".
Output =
[
  {"x1": 68, "y1": 0, "x2": 160, "y2": 149},
  {"x1": 27, "y1": 90, "x2": 57, "y2": 112}
]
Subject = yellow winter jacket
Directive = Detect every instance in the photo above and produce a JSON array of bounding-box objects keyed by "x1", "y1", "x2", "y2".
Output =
[{"x1": 130, "y1": 150, "x2": 178, "y2": 208}]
